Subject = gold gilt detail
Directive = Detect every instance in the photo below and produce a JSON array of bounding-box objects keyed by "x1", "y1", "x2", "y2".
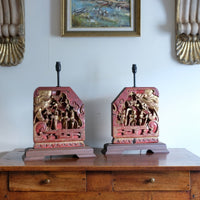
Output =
[
  {"x1": 117, "y1": 89, "x2": 159, "y2": 127},
  {"x1": 0, "y1": 37, "x2": 24, "y2": 66},
  {"x1": 176, "y1": 0, "x2": 200, "y2": 64},
  {"x1": 0, "y1": 0, "x2": 25, "y2": 66},
  {"x1": 176, "y1": 34, "x2": 200, "y2": 65}
]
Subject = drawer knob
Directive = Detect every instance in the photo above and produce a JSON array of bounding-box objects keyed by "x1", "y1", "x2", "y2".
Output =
[
  {"x1": 43, "y1": 179, "x2": 51, "y2": 184},
  {"x1": 149, "y1": 178, "x2": 155, "y2": 183}
]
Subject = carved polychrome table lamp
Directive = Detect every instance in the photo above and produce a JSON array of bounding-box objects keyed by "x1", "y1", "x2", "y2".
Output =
[
  {"x1": 24, "y1": 62, "x2": 95, "y2": 160},
  {"x1": 103, "y1": 65, "x2": 168, "y2": 155}
]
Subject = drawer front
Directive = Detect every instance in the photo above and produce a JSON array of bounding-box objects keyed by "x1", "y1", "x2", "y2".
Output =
[
  {"x1": 9, "y1": 192, "x2": 151, "y2": 200},
  {"x1": 152, "y1": 191, "x2": 190, "y2": 200},
  {"x1": 9, "y1": 171, "x2": 86, "y2": 192},
  {"x1": 113, "y1": 171, "x2": 190, "y2": 191}
]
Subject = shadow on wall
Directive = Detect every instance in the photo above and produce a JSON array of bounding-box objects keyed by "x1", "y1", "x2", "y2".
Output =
[
  {"x1": 84, "y1": 98, "x2": 112, "y2": 148},
  {"x1": 160, "y1": 0, "x2": 176, "y2": 61},
  {"x1": 50, "y1": 0, "x2": 61, "y2": 36}
]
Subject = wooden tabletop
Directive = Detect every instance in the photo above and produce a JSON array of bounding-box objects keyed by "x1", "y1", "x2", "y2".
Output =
[{"x1": 0, "y1": 148, "x2": 200, "y2": 171}]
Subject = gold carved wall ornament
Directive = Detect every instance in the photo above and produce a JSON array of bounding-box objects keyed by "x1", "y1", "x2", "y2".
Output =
[
  {"x1": 0, "y1": 0, "x2": 25, "y2": 66},
  {"x1": 176, "y1": 0, "x2": 200, "y2": 64}
]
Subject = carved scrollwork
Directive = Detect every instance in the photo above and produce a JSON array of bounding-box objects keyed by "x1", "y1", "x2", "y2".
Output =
[
  {"x1": 116, "y1": 89, "x2": 159, "y2": 129},
  {"x1": 33, "y1": 88, "x2": 85, "y2": 149},
  {"x1": 112, "y1": 87, "x2": 159, "y2": 144},
  {"x1": 34, "y1": 90, "x2": 83, "y2": 131}
]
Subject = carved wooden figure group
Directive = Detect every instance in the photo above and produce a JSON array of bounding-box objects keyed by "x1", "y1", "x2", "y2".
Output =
[
  {"x1": 112, "y1": 87, "x2": 159, "y2": 144},
  {"x1": 33, "y1": 87, "x2": 85, "y2": 149}
]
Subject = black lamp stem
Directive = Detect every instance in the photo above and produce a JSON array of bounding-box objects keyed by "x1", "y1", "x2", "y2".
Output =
[
  {"x1": 132, "y1": 64, "x2": 137, "y2": 87},
  {"x1": 56, "y1": 61, "x2": 61, "y2": 87}
]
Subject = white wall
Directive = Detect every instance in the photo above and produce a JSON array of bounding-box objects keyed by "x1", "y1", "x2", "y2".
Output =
[{"x1": 0, "y1": 0, "x2": 200, "y2": 156}]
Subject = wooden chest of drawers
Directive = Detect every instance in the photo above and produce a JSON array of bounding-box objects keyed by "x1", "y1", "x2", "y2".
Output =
[{"x1": 0, "y1": 148, "x2": 200, "y2": 200}]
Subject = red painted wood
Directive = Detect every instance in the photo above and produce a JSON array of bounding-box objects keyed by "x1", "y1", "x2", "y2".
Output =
[
  {"x1": 112, "y1": 87, "x2": 159, "y2": 144},
  {"x1": 33, "y1": 87, "x2": 85, "y2": 149}
]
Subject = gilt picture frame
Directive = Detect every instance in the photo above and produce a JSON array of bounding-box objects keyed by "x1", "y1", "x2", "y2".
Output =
[{"x1": 61, "y1": 0, "x2": 140, "y2": 37}]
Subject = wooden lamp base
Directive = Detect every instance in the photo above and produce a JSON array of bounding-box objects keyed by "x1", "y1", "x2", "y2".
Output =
[
  {"x1": 102, "y1": 142, "x2": 169, "y2": 155},
  {"x1": 24, "y1": 146, "x2": 96, "y2": 161}
]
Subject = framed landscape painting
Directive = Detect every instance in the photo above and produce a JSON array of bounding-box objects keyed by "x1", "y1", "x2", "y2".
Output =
[{"x1": 61, "y1": 0, "x2": 140, "y2": 36}]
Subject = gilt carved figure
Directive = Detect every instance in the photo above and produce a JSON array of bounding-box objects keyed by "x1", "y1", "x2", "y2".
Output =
[
  {"x1": 112, "y1": 87, "x2": 159, "y2": 144},
  {"x1": 33, "y1": 87, "x2": 85, "y2": 149}
]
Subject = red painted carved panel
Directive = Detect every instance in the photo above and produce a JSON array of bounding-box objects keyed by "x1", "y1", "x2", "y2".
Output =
[
  {"x1": 112, "y1": 87, "x2": 159, "y2": 144},
  {"x1": 33, "y1": 87, "x2": 85, "y2": 149}
]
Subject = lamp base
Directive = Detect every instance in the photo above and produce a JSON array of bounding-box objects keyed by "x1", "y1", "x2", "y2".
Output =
[
  {"x1": 102, "y1": 142, "x2": 169, "y2": 155},
  {"x1": 24, "y1": 146, "x2": 96, "y2": 161}
]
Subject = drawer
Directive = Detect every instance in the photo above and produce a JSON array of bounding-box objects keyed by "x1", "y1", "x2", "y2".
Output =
[
  {"x1": 9, "y1": 171, "x2": 86, "y2": 192},
  {"x1": 113, "y1": 171, "x2": 190, "y2": 191},
  {"x1": 152, "y1": 191, "x2": 190, "y2": 200}
]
